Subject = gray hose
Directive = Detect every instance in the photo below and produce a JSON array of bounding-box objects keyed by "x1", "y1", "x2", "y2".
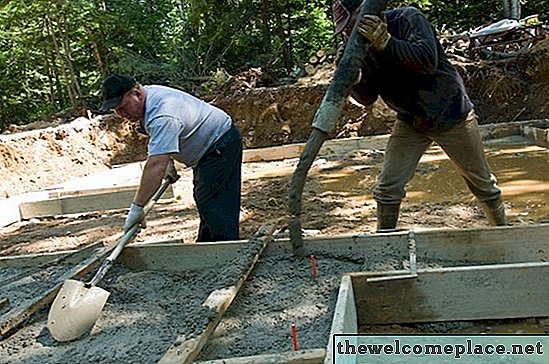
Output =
[{"x1": 288, "y1": 0, "x2": 388, "y2": 256}]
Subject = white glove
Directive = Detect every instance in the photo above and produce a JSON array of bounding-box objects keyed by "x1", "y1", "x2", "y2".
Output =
[{"x1": 124, "y1": 202, "x2": 146, "y2": 233}]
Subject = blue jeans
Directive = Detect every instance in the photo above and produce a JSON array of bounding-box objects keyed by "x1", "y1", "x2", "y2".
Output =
[{"x1": 193, "y1": 123, "x2": 242, "y2": 242}]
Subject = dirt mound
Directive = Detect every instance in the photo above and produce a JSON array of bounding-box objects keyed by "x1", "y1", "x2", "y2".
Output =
[
  {"x1": 463, "y1": 39, "x2": 549, "y2": 124},
  {"x1": 0, "y1": 116, "x2": 147, "y2": 198},
  {"x1": 1, "y1": 41, "x2": 548, "y2": 199}
]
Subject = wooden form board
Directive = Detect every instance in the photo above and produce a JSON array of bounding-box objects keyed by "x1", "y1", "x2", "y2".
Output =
[
  {"x1": 478, "y1": 119, "x2": 548, "y2": 141},
  {"x1": 351, "y1": 261, "x2": 549, "y2": 326},
  {"x1": 118, "y1": 224, "x2": 549, "y2": 273},
  {"x1": 325, "y1": 275, "x2": 357, "y2": 364},
  {"x1": 195, "y1": 349, "x2": 326, "y2": 364},
  {"x1": 522, "y1": 123, "x2": 549, "y2": 147},
  {"x1": 18, "y1": 184, "x2": 174, "y2": 219},
  {"x1": 240, "y1": 119, "x2": 548, "y2": 164},
  {"x1": 158, "y1": 223, "x2": 277, "y2": 364}
]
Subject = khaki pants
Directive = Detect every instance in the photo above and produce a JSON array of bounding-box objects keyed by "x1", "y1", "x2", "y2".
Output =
[{"x1": 373, "y1": 111, "x2": 502, "y2": 205}]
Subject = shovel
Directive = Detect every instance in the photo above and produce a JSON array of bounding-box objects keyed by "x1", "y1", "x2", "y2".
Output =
[{"x1": 47, "y1": 166, "x2": 179, "y2": 342}]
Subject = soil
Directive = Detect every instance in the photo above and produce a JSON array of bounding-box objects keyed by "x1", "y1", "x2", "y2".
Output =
[
  {"x1": 0, "y1": 40, "x2": 548, "y2": 363},
  {"x1": 1, "y1": 42, "x2": 548, "y2": 255}
]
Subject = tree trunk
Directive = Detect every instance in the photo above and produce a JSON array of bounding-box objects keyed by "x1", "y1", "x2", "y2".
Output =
[
  {"x1": 261, "y1": 0, "x2": 272, "y2": 55},
  {"x1": 272, "y1": 0, "x2": 292, "y2": 72},
  {"x1": 45, "y1": 10, "x2": 76, "y2": 108},
  {"x1": 84, "y1": 27, "x2": 106, "y2": 77},
  {"x1": 288, "y1": 0, "x2": 388, "y2": 256},
  {"x1": 502, "y1": 0, "x2": 520, "y2": 19},
  {"x1": 58, "y1": 12, "x2": 82, "y2": 104}
]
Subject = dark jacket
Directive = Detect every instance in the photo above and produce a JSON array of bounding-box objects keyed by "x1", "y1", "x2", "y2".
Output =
[{"x1": 352, "y1": 7, "x2": 473, "y2": 131}]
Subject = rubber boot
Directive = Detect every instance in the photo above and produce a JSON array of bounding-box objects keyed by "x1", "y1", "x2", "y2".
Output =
[
  {"x1": 480, "y1": 197, "x2": 507, "y2": 226},
  {"x1": 376, "y1": 203, "x2": 400, "y2": 232}
]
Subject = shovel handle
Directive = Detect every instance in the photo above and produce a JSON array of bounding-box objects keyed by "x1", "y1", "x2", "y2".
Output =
[{"x1": 87, "y1": 173, "x2": 178, "y2": 287}]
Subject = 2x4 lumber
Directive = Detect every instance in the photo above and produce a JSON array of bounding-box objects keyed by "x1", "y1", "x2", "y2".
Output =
[
  {"x1": 119, "y1": 225, "x2": 549, "y2": 272},
  {"x1": 414, "y1": 224, "x2": 549, "y2": 264},
  {"x1": 243, "y1": 135, "x2": 391, "y2": 163},
  {"x1": 241, "y1": 119, "x2": 548, "y2": 163},
  {"x1": 522, "y1": 124, "x2": 549, "y2": 147},
  {"x1": 18, "y1": 184, "x2": 174, "y2": 219},
  {"x1": 0, "y1": 249, "x2": 86, "y2": 269},
  {"x1": 325, "y1": 275, "x2": 357, "y2": 364},
  {"x1": 351, "y1": 261, "x2": 549, "y2": 326},
  {"x1": 478, "y1": 118, "x2": 548, "y2": 140},
  {"x1": 158, "y1": 222, "x2": 277, "y2": 364},
  {"x1": 195, "y1": 349, "x2": 326, "y2": 364},
  {"x1": 119, "y1": 241, "x2": 238, "y2": 272}
]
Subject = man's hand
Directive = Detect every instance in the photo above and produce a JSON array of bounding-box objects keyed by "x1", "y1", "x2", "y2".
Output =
[
  {"x1": 357, "y1": 14, "x2": 391, "y2": 51},
  {"x1": 124, "y1": 202, "x2": 146, "y2": 233}
]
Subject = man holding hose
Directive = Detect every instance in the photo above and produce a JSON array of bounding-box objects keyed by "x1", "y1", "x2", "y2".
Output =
[{"x1": 333, "y1": 0, "x2": 507, "y2": 230}]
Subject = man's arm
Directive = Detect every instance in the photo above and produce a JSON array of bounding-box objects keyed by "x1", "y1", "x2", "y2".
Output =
[
  {"x1": 382, "y1": 10, "x2": 439, "y2": 74},
  {"x1": 134, "y1": 153, "x2": 173, "y2": 206}
]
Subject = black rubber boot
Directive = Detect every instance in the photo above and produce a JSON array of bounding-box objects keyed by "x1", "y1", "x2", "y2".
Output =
[
  {"x1": 480, "y1": 197, "x2": 508, "y2": 226},
  {"x1": 376, "y1": 203, "x2": 400, "y2": 232}
]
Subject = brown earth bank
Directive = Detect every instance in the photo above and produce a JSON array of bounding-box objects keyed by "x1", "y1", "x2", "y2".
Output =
[{"x1": 0, "y1": 40, "x2": 548, "y2": 256}]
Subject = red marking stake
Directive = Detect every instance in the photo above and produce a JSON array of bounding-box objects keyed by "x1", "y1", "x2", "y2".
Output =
[
  {"x1": 310, "y1": 254, "x2": 318, "y2": 279},
  {"x1": 291, "y1": 324, "x2": 299, "y2": 352}
]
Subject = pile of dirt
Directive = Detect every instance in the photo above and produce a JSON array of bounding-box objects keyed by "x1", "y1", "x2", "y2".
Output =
[
  {"x1": 0, "y1": 40, "x2": 547, "y2": 206},
  {"x1": 0, "y1": 116, "x2": 147, "y2": 199},
  {"x1": 461, "y1": 39, "x2": 549, "y2": 124}
]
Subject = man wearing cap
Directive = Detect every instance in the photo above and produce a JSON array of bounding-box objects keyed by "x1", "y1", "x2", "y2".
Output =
[
  {"x1": 101, "y1": 74, "x2": 242, "y2": 241},
  {"x1": 332, "y1": 0, "x2": 507, "y2": 230}
]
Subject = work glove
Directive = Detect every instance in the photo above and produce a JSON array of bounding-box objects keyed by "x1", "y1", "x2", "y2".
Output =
[
  {"x1": 357, "y1": 14, "x2": 391, "y2": 51},
  {"x1": 124, "y1": 202, "x2": 146, "y2": 233}
]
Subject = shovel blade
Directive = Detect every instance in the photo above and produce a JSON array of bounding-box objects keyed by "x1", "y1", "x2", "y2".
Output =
[{"x1": 47, "y1": 279, "x2": 110, "y2": 342}]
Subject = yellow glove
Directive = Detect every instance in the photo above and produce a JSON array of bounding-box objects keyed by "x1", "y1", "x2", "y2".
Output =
[{"x1": 357, "y1": 14, "x2": 391, "y2": 51}]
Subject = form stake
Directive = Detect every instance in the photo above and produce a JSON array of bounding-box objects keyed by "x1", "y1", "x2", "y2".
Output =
[{"x1": 291, "y1": 324, "x2": 299, "y2": 352}]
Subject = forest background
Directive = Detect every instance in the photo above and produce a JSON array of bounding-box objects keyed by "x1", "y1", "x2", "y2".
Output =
[{"x1": 0, "y1": 0, "x2": 547, "y2": 129}]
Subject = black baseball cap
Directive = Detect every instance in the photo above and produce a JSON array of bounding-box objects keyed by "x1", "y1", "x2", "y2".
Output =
[{"x1": 100, "y1": 74, "x2": 137, "y2": 111}]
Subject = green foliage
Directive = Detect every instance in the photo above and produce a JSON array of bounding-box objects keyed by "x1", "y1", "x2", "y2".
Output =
[{"x1": 0, "y1": 0, "x2": 547, "y2": 128}]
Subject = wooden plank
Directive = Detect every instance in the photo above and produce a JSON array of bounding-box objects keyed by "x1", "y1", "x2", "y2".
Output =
[
  {"x1": 352, "y1": 261, "x2": 549, "y2": 326},
  {"x1": 158, "y1": 223, "x2": 277, "y2": 364},
  {"x1": 0, "y1": 250, "x2": 78, "y2": 268},
  {"x1": 522, "y1": 124, "x2": 549, "y2": 147},
  {"x1": 18, "y1": 184, "x2": 173, "y2": 218},
  {"x1": 244, "y1": 144, "x2": 305, "y2": 162},
  {"x1": 325, "y1": 275, "x2": 356, "y2": 364},
  {"x1": 119, "y1": 225, "x2": 549, "y2": 272},
  {"x1": 239, "y1": 121, "x2": 548, "y2": 163},
  {"x1": 19, "y1": 198, "x2": 62, "y2": 219},
  {"x1": 414, "y1": 224, "x2": 549, "y2": 265},
  {"x1": 478, "y1": 119, "x2": 548, "y2": 140},
  {"x1": 196, "y1": 349, "x2": 326, "y2": 364},
  {"x1": 48, "y1": 184, "x2": 138, "y2": 198},
  {"x1": 119, "y1": 241, "x2": 239, "y2": 272}
]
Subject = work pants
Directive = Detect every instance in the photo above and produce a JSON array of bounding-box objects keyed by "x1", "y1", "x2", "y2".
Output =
[
  {"x1": 373, "y1": 111, "x2": 502, "y2": 205},
  {"x1": 193, "y1": 123, "x2": 242, "y2": 242}
]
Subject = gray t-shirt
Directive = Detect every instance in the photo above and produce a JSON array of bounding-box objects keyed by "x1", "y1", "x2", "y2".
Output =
[{"x1": 143, "y1": 85, "x2": 231, "y2": 167}]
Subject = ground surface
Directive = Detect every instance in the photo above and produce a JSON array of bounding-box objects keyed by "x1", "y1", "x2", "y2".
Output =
[
  {"x1": 0, "y1": 40, "x2": 548, "y2": 363},
  {"x1": 1, "y1": 41, "x2": 548, "y2": 257}
]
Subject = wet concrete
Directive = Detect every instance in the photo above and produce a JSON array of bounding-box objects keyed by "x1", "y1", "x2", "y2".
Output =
[
  {"x1": 0, "y1": 266, "x2": 220, "y2": 364},
  {"x1": 314, "y1": 142, "x2": 549, "y2": 222}
]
